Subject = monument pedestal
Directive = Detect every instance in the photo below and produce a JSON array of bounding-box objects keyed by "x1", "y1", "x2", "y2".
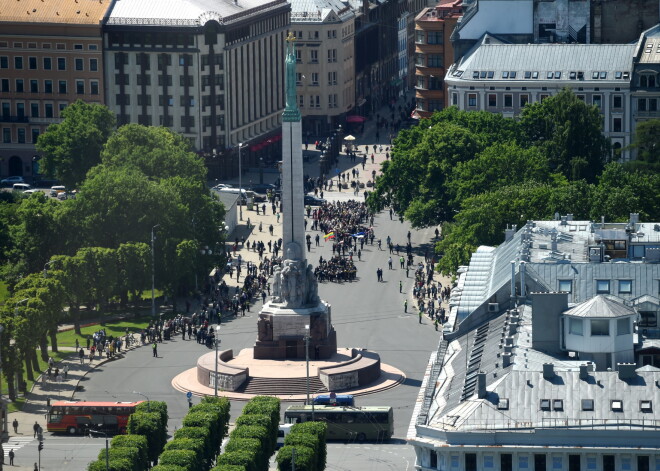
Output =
[{"x1": 254, "y1": 301, "x2": 337, "y2": 360}]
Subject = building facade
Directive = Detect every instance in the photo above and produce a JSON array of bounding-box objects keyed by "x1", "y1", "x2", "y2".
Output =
[
  {"x1": 0, "y1": 0, "x2": 110, "y2": 180},
  {"x1": 630, "y1": 24, "x2": 660, "y2": 160},
  {"x1": 445, "y1": 38, "x2": 635, "y2": 160},
  {"x1": 409, "y1": 215, "x2": 660, "y2": 471},
  {"x1": 103, "y1": 0, "x2": 290, "y2": 179},
  {"x1": 289, "y1": 0, "x2": 355, "y2": 136},
  {"x1": 413, "y1": 0, "x2": 462, "y2": 118}
]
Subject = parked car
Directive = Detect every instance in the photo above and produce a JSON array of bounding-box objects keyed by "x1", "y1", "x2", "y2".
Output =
[
  {"x1": 1, "y1": 176, "x2": 25, "y2": 187},
  {"x1": 304, "y1": 194, "x2": 326, "y2": 206},
  {"x1": 50, "y1": 185, "x2": 66, "y2": 197},
  {"x1": 12, "y1": 183, "x2": 31, "y2": 192},
  {"x1": 247, "y1": 183, "x2": 277, "y2": 195}
]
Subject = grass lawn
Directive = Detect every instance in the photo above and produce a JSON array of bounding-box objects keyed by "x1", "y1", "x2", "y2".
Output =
[
  {"x1": 2, "y1": 350, "x2": 68, "y2": 413},
  {"x1": 56, "y1": 316, "x2": 153, "y2": 348}
]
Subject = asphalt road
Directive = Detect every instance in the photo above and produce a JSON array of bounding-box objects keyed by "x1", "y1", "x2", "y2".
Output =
[{"x1": 35, "y1": 206, "x2": 439, "y2": 470}]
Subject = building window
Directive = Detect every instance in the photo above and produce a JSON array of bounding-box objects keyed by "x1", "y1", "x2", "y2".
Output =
[
  {"x1": 520, "y1": 94, "x2": 529, "y2": 107},
  {"x1": 428, "y1": 100, "x2": 443, "y2": 112},
  {"x1": 596, "y1": 280, "x2": 610, "y2": 294},
  {"x1": 45, "y1": 103, "x2": 53, "y2": 117},
  {"x1": 295, "y1": 49, "x2": 302, "y2": 63},
  {"x1": 298, "y1": 95, "x2": 304, "y2": 108},
  {"x1": 468, "y1": 93, "x2": 477, "y2": 107},
  {"x1": 327, "y1": 49, "x2": 336, "y2": 63},
  {"x1": 427, "y1": 31, "x2": 443, "y2": 44},
  {"x1": 612, "y1": 117, "x2": 622, "y2": 132},
  {"x1": 488, "y1": 94, "x2": 496, "y2": 107},
  {"x1": 31, "y1": 128, "x2": 39, "y2": 143},
  {"x1": 617, "y1": 318, "x2": 631, "y2": 335},
  {"x1": 2, "y1": 128, "x2": 9, "y2": 143},
  {"x1": 415, "y1": 31, "x2": 424, "y2": 44},
  {"x1": 29, "y1": 57, "x2": 37, "y2": 69},
  {"x1": 558, "y1": 280, "x2": 572, "y2": 293},
  {"x1": 639, "y1": 311, "x2": 657, "y2": 327},
  {"x1": 57, "y1": 57, "x2": 66, "y2": 70},
  {"x1": 311, "y1": 72, "x2": 319, "y2": 86},
  {"x1": 427, "y1": 54, "x2": 443, "y2": 67},
  {"x1": 44, "y1": 80, "x2": 53, "y2": 94},
  {"x1": 159, "y1": 115, "x2": 173, "y2": 127},
  {"x1": 618, "y1": 280, "x2": 632, "y2": 294},
  {"x1": 30, "y1": 79, "x2": 38, "y2": 93},
  {"x1": 43, "y1": 57, "x2": 52, "y2": 70},
  {"x1": 1, "y1": 79, "x2": 8, "y2": 92},
  {"x1": 569, "y1": 318, "x2": 583, "y2": 336},
  {"x1": 451, "y1": 93, "x2": 458, "y2": 106},
  {"x1": 310, "y1": 50, "x2": 318, "y2": 63},
  {"x1": 593, "y1": 94, "x2": 603, "y2": 107},
  {"x1": 76, "y1": 80, "x2": 85, "y2": 94},
  {"x1": 16, "y1": 103, "x2": 25, "y2": 118},
  {"x1": 17, "y1": 128, "x2": 26, "y2": 143},
  {"x1": 0, "y1": 56, "x2": 7, "y2": 68},
  {"x1": 612, "y1": 94, "x2": 622, "y2": 109},
  {"x1": 540, "y1": 93, "x2": 549, "y2": 101},
  {"x1": 58, "y1": 80, "x2": 67, "y2": 94},
  {"x1": 75, "y1": 58, "x2": 84, "y2": 71},
  {"x1": 328, "y1": 71, "x2": 337, "y2": 85},
  {"x1": 137, "y1": 75, "x2": 151, "y2": 86},
  {"x1": 504, "y1": 94, "x2": 512, "y2": 107},
  {"x1": 16, "y1": 79, "x2": 24, "y2": 93},
  {"x1": 591, "y1": 319, "x2": 610, "y2": 336},
  {"x1": 14, "y1": 56, "x2": 23, "y2": 69},
  {"x1": 30, "y1": 103, "x2": 39, "y2": 117},
  {"x1": 89, "y1": 58, "x2": 98, "y2": 72}
]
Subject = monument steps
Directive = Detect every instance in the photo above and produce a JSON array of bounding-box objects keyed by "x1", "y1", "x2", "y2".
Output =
[{"x1": 237, "y1": 375, "x2": 327, "y2": 396}]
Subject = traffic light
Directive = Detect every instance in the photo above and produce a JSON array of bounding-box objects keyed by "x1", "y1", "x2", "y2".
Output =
[{"x1": 38, "y1": 440, "x2": 43, "y2": 451}]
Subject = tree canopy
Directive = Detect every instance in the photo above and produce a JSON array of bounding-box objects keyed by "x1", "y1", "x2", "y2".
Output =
[{"x1": 35, "y1": 100, "x2": 116, "y2": 189}]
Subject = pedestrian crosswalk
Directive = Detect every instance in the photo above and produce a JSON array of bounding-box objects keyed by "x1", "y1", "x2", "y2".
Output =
[{"x1": 3, "y1": 436, "x2": 34, "y2": 457}]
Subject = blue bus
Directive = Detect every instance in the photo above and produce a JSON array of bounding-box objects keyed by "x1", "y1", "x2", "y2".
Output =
[{"x1": 312, "y1": 394, "x2": 355, "y2": 406}]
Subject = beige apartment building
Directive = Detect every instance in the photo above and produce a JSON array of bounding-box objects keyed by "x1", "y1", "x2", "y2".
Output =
[
  {"x1": 0, "y1": 0, "x2": 109, "y2": 180},
  {"x1": 289, "y1": 0, "x2": 355, "y2": 136}
]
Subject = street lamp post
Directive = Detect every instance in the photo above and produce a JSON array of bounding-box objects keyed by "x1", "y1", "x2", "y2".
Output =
[
  {"x1": 304, "y1": 325, "x2": 315, "y2": 420},
  {"x1": 151, "y1": 224, "x2": 160, "y2": 317},
  {"x1": 214, "y1": 325, "x2": 221, "y2": 396},
  {"x1": 238, "y1": 143, "x2": 244, "y2": 221},
  {"x1": 89, "y1": 429, "x2": 109, "y2": 471},
  {"x1": 132, "y1": 390, "x2": 150, "y2": 411}
]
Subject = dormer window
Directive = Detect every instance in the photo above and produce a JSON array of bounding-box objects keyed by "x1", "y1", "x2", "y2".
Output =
[
  {"x1": 596, "y1": 280, "x2": 610, "y2": 294},
  {"x1": 502, "y1": 71, "x2": 509, "y2": 79},
  {"x1": 553, "y1": 399, "x2": 563, "y2": 411},
  {"x1": 611, "y1": 400, "x2": 623, "y2": 412},
  {"x1": 640, "y1": 400, "x2": 652, "y2": 412},
  {"x1": 498, "y1": 398, "x2": 509, "y2": 410},
  {"x1": 582, "y1": 399, "x2": 594, "y2": 411},
  {"x1": 591, "y1": 319, "x2": 610, "y2": 336},
  {"x1": 540, "y1": 399, "x2": 551, "y2": 411}
]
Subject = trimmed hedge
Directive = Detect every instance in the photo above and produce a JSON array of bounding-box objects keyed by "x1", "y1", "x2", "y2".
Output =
[
  {"x1": 275, "y1": 445, "x2": 315, "y2": 471},
  {"x1": 224, "y1": 438, "x2": 263, "y2": 471},
  {"x1": 127, "y1": 411, "x2": 166, "y2": 462},
  {"x1": 173, "y1": 426, "x2": 212, "y2": 461},
  {"x1": 158, "y1": 449, "x2": 200, "y2": 471},
  {"x1": 135, "y1": 401, "x2": 168, "y2": 453},
  {"x1": 234, "y1": 415, "x2": 275, "y2": 455},
  {"x1": 110, "y1": 434, "x2": 148, "y2": 470},
  {"x1": 290, "y1": 421, "x2": 327, "y2": 470},
  {"x1": 210, "y1": 466, "x2": 246, "y2": 471},
  {"x1": 87, "y1": 458, "x2": 133, "y2": 471},
  {"x1": 150, "y1": 465, "x2": 187, "y2": 471},
  {"x1": 200, "y1": 396, "x2": 231, "y2": 437},
  {"x1": 98, "y1": 447, "x2": 141, "y2": 471},
  {"x1": 239, "y1": 396, "x2": 279, "y2": 456},
  {"x1": 283, "y1": 434, "x2": 319, "y2": 471},
  {"x1": 163, "y1": 438, "x2": 206, "y2": 459},
  {"x1": 216, "y1": 451, "x2": 257, "y2": 471}
]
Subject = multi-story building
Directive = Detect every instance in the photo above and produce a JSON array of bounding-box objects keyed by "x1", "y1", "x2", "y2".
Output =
[
  {"x1": 444, "y1": 37, "x2": 635, "y2": 160},
  {"x1": 593, "y1": 0, "x2": 660, "y2": 45},
  {"x1": 413, "y1": 0, "x2": 462, "y2": 118},
  {"x1": 409, "y1": 215, "x2": 660, "y2": 471},
  {"x1": 103, "y1": 0, "x2": 290, "y2": 179},
  {"x1": 289, "y1": 0, "x2": 355, "y2": 136},
  {"x1": 630, "y1": 24, "x2": 660, "y2": 160},
  {"x1": 0, "y1": 0, "x2": 110, "y2": 180}
]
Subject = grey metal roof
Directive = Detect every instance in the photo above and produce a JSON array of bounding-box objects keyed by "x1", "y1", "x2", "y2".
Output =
[
  {"x1": 106, "y1": 0, "x2": 285, "y2": 26},
  {"x1": 289, "y1": 0, "x2": 353, "y2": 22},
  {"x1": 452, "y1": 43, "x2": 635, "y2": 82},
  {"x1": 563, "y1": 295, "x2": 637, "y2": 319}
]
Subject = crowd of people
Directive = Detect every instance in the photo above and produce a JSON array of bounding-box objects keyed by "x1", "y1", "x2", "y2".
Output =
[{"x1": 314, "y1": 255, "x2": 357, "y2": 282}]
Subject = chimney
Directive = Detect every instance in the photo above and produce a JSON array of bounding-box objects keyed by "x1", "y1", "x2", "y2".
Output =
[
  {"x1": 566, "y1": 214, "x2": 574, "y2": 221},
  {"x1": 504, "y1": 225, "x2": 516, "y2": 242},
  {"x1": 579, "y1": 364, "x2": 589, "y2": 380},
  {"x1": 551, "y1": 233, "x2": 558, "y2": 252},
  {"x1": 510, "y1": 261, "x2": 516, "y2": 298},
  {"x1": 477, "y1": 372, "x2": 487, "y2": 398},
  {"x1": 617, "y1": 363, "x2": 637, "y2": 380},
  {"x1": 543, "y1": 363, "x2": 555, "y2": 380},
  {"x1": 630, "y1": 213, "x2": 639, "y2": 224},
  {"x1": 502, "y1": 352, "x2": 512, "y2": 367},
  {"x1": 520, "y1": 261, "x2": 526, "y2": 298}
]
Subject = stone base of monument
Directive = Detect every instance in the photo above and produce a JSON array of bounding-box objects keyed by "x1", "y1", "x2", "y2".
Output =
[
  {"x1": 179, "y1": 347, "x2": 401, "y2": 398},
  {"x1": 253, "y1": 301, "x2": 338, "y2": 360}
]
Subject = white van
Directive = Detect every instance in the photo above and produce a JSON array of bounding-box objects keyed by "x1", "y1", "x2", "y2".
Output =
[
  {"x1": 50, "y1": 185, "x2": 66, "y2": 197},
  {"x1": 276, "y1": 423, "x2": 293, "y2": 449},
  {"x1": 217, "y1": 187, "x2": 254, "y2": 203},
  {"x1": 12, "y1": 183, "x2": 32, "y2": 192}
]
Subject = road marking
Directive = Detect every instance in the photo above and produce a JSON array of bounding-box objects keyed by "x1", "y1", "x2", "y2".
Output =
[{"x1": 3, "y1": 436, "x2": 33, "y2": 456}]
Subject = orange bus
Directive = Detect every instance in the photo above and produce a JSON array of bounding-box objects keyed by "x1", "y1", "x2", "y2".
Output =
[{"x1": 47, "y1": 401, "x2": 143, "y2": 435}]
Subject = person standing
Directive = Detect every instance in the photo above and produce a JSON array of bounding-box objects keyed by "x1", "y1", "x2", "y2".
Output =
[
  {"x1": 33, "y1": 421, "x2": 39, "y2": 438},
  {"x1": 388, "y1": 257, "x2": 393, "y2": 270},
  {"x1": 152, "y1": 342, "x2": 158, "y2": 358},
  {"x1": 9, "y1": 448, "x2": 14, "y2": 465},
  {"x1": 418, "y1": 310, "x2": 422, "y2": 324},
  {"x1": 399, "y1": 281, "x2": 403, "y2": 293},
  {"x1": 404, "y1": 300, "x2": 408, "y2": 313},
  {"x1": 12, "y1": 418, "x2": 18, "y2": 434}
]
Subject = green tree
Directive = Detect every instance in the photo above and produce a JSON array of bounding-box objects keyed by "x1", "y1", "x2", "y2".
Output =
[
  {"x1": 35, "y1": 100, "x2": 115, "y2": 188},
  {"x1": 519, "y1": 88, "x2": 610, "y2": 182},
  {"x1": 626, "y1": 119, "x2": 660, "y2": 172}
]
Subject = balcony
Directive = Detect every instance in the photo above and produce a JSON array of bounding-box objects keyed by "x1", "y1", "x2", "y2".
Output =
[
  {"x1": 29, "y1": 117, "x2": 63, "y2": 125},
  {"x1": 0, "y1": 115, "x2": 29, "y2": 123}
]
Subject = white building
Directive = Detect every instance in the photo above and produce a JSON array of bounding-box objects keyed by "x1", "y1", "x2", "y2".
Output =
[
  {"x1": 445, "y1": 36, "x2": 635, "y2": 160},
  {"x1": 103, "y1": 0, "x2": 290, "y2": 178},
  {"x1": 408, "y1": 216, "x2": 660, "y2": 471},
  {"x1": 289, "y1": 0, "x2": 355, "y2": 135}
]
